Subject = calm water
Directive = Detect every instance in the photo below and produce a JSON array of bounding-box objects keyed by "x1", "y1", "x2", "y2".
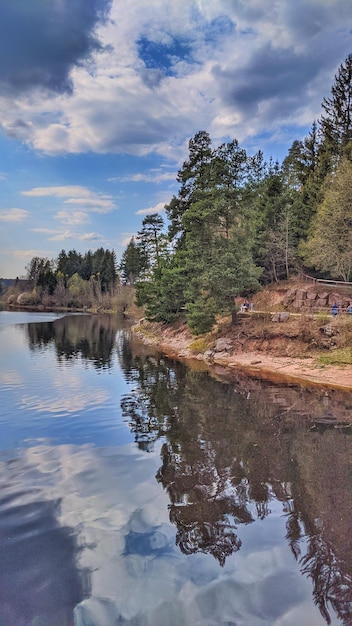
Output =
[{"x1": 0, "y1": 311, "x2": 352, "y2": 626}]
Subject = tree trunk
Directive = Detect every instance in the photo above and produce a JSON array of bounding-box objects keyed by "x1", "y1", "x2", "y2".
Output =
[{"x1": 230, "y1": 298, "x2": 238, "y2": 324}]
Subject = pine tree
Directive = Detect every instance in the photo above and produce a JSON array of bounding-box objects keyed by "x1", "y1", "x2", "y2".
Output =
[
  {"x1": 119, "y1": 237, "x2": 146, "y2": 285},
  {"x1": 136, "y1": 214, "x2": 168, "y2": 277},
  {"x1": 162, "y1": 132, "x2": 261, "y2": 332},
  {"x1": 134, "y1": 214, "x2": 170, "y2": 318},
  {"x1": 166, "y1": 131, "x2": 213, "y2": 241},
  {"x1": 321, "y1": 54, "x2": 352, "y2": 157}
]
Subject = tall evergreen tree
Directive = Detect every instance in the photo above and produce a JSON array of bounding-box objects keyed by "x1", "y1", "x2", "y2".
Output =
[
  {"x1": 321, "y1": 54, "x2": 352, "y2": 155},
  {"x1": 166, "y1": 131, "x2": 213, "y2": 241},
  {"x1": 136, "y1": 214, "x2": 168, "y2": 277},
  {"x1": 120, "y1": 237, "x2": 146, "y2": 284},
  {"x1": 157, "y1": 132, "x2": 261, "y2": 332},
  {"x1": 134, "y1": 214, "x2": 170, "y2": 317}
]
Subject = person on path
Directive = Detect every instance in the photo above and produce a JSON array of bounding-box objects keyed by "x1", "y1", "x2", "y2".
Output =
[{"x1": 331, "y1": 301, "x2": 339, "y2": 316}]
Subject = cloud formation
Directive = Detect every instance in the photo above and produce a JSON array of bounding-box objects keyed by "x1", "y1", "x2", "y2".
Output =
[
  {"x1": 0, "y1": 208, "x2": 30, "y2": 222},
  {"x1": 22, "y1": 186, "x2": 116, "y2": 213},
  {"x1": 136, "y1": 201, "x2": 166, "y2": 216},
  {"x1": 0, "y1": 0, "x2": 351, "y2": 158},
  {"x1": 111, "y1": 171, "x2": 176, "y2": 183},
  {"x1": 31, "y1": 228, "x2": 103, "y2": 242},
  {"x1": 0, "y1": 0, "x2": 111, "y2": 95}
]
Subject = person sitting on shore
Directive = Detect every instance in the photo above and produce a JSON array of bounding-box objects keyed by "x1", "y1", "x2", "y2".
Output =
[{"x1": 331, "y1": 301, "x2": 339, "y2": 316}]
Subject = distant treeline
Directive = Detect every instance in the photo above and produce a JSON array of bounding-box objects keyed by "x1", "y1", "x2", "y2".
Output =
[
  {"x1": 27, "y1": 247, "x2": 118, "y2": 293},
  {"x1": 1, "y1": 248, "x2": 119, "y2": 310}
]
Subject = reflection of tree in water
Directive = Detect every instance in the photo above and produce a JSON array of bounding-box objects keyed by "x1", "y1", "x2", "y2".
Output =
[
  {"x1": 284, "y1": 505, "x2": 352, "y2": 625},
  {"x1": 283, "y1": 428, "x2": 352, "y2": 626},
  {"x1": 157, "y1": 440, "x2": 254, "y2": 566},
  {"x1": 119, "y1": 339, "x2": 273, "y2": 563},
  {"x1": 118, "y1": 333, "x2": 185, "y2": 452},
  {"x1": 25, "y1": 314, "x2": 121, "y2": 370},
  {"x1": 119, "y1": 338, "x2": 352, "y2": 624}
]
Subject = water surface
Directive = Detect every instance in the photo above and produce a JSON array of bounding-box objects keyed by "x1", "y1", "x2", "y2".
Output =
[{"x1": 0, "y1": 311, "x2": 351, "y2": 626}]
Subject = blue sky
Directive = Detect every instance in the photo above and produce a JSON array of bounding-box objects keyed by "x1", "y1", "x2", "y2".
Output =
[{"x1": 0, "y1": 0, "x2": 351, "y2": 278}]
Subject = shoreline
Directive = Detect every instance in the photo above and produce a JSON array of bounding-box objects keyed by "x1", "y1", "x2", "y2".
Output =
[
  {"x1": 4, "y1": 305, "x2": 352, "y2": 391},
  {"x1": 133, "y1": 322, "x2": 352, "y2": 392}
]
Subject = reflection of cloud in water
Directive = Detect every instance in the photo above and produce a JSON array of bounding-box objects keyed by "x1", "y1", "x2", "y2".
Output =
[
  {"x1": 0, "y1": 444, "x2": 330, "y2": 626},
  {"x1": 0, "y1": 370, "x2": 22, "y2": 387},
  {"x1": 20, "y1": 388, "x2": 109, "y2": 414}
]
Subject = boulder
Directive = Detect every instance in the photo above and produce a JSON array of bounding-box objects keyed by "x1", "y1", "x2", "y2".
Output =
[
  {"x1": 214, "y1": 338, "x2": 233, "y2": 352},
  {"x1": 316, "y1": 298, "x2": 328, "y2": 308},
  {"x1": 295, "y1": 289, "x2": 307, "y2": 300},
  {"x1": 320, "y1": 324, "x2": 335, "y2": 336},
  {"x1": 306, "y1": 291, "x2": 318, "y2": 300},
  {"x1": 292, "y1": 300, "x2": 304, "y2": 311},
  {"x1": 272, "y1": 312, "x2": 290, "y2": 322},
  {"x1": 328, "y1": 293, "x2": 341, "y2": 305},
  {"x1": 17, "y1": 292, "x2": 32, "y2": 305},
  {"x1": 16, "y1": 291, "x2": 40, "y2": 305}
]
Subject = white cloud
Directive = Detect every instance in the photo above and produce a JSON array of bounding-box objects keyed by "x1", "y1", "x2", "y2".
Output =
[
  {"x1": 47, "y1": 230, "x2": 75, "y2": 241},
  {"x1": 22, "y1": 185, "x2": 116, "y2": 213},
  {"x1": 110, "y1": 171, "x2": 177, "y2": 183},
  {"x1": 13, "y1": 249, "x2": 53, "y2": 259},
  {"x1": 79, "y1": 232, "x2": 103, "y2": 241},
  {"x1": 120, "y1": 234, "x2": 135, "y2": 246},
  {"x1": 55, "y1": 210, "x2": 90, "y2": 225},
  {"x1": 136, "y1": 201, "x2": 166, "y2": 215},
  {"x1": 31, "y1": 227, "x2": 61, "y2": 234},
  {"x1": 0, "y1": 208, "x2": 30, "y2": 222},
  {"x1": 47, "y1": 230, "x2": 103, "y2": 242},
  {"x1": 22, "y1": 185, "x2": 93, "y2": 198}
]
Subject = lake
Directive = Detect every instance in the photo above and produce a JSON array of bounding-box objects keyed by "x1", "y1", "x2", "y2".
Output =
[{"x1": 0, "y1": 310, "x2": 351, "y2": 626}]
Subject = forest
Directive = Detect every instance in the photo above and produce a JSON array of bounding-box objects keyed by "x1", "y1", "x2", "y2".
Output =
[
  {"x1": 2, "y1": 54, "x2": 352, "y2": 333},
  {"x1": 121, "y1": 54, "x2": 352, "y2": 333}
]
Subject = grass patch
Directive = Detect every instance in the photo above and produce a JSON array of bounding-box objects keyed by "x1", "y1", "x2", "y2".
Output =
[
  {"x1": 317, "y1": 348, "x2": 352, "y2": 366},
  {"x1": 133, "y1": 321, "x2": 159, "y2": 340},
  {"x1": 189, "y1": 337, "x2": 210, "y2": 353},
  {"x1": 315, "y1": 311, "x2": 330, "y2": 323}
]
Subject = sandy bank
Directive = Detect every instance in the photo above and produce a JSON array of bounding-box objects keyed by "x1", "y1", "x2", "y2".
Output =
[{"x1": 133, "y1": 320, "x2": 352, "y2": 392}]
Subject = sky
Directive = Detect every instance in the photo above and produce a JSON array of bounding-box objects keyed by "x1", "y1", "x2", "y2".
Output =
[{"x1": 0, "y1": 0, "x2": 351, "y2": 278}]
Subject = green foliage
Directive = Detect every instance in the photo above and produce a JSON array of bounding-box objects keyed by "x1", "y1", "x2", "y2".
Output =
[
  {"x1": 67, "y1": 273, "x2": 90, "y2": 307},
  {"x1": 301, "y1": 158, "x2": 352, "y2": 281},
  {"x1": 321, "y1": 53, "x2": 352, "y2": 154},
  {"x1": 136, "y1": 214, "x2": 169, "y2": 277},
  {"x1": 186, "y1": 296, "x2": 217, "y2": 335},
  {"x1": 189, "y1": 337, "x2": 210, "y2": 353},
  {"x1": 120, "y1": 236, "x2": 146, "y2": 284},
  {"x1": 56, "y1": 247, "x2": 117, "y2": 291},
  {"x1": 317, "y1": 348, "x2": 352, "y2": 366}
]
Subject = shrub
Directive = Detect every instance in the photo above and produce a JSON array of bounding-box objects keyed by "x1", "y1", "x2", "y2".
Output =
[
  {"x1": 186, "y1": 295, "x2": 217, "y2": 335},
  {"x1": 189, "y1": 337, "x2": 210, "y2": 353}
]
